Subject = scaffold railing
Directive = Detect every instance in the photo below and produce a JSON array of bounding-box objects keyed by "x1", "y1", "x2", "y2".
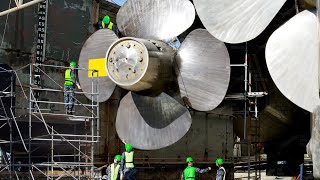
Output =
[
  {"x1": 228, "y1": 47, "x2": 266, "y2": 180},
  {"x1": 0, "y1": 63, "x2": 101, "y2": 179}
]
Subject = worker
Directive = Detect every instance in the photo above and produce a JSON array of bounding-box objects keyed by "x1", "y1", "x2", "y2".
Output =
[
  {"x1": 97, "y1": 155, "x2": 122, "y2": 180},
  {"x1": 98, "y1": 15, "x2": 121, "y2": 37},
  {"x1": 164, "y1": 37, "x2": 181, "y2": 50},
  {"x1": 181, "y1": 157, "x2": 211, "y2": 180},
  {"x1": 215, "y1": 157, "x2": 226, "y2": 180},
  {"x1": 120, "y1": 143, "x2": 136, "y2": 180},
  {"x1": 64, "y1": 61, "x2": 81, "y2": 115}
]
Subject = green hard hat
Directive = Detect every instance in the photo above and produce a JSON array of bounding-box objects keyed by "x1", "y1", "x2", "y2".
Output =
[
  {"x1": 216, "y1": 158, "x2": 223, "y2": 165},
  {"x1": 125, "y1": 143, "x2": 132, "y2": 151},
  {"x1": 186, "y1": 157, "x2": 193, "y2": 163},
  {"x1": 70, "y1": 61, "x2": 76, "y2": 67},
  {"x1": 114, "y1": 154, "x2": 121, "y2": 161},
  {"x1": 103, "y1": 15, "x2": 110, "y2": 24}
]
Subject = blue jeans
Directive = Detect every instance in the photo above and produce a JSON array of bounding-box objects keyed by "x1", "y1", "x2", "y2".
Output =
[
  {"x1": 123, "y1": 168, "x2": 136, "y2": 180},
  {"x1": 64, "y1": 85, "x2": 74, "y2": 111}
]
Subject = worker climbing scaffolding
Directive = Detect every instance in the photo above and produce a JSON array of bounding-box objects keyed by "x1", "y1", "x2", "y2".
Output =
[{"x1": 64, "y1": 61, "x2": 81, "y2": 115}]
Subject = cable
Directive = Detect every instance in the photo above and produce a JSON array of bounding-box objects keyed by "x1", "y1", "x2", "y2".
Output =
[
  {"x1": 173, "y1": 56, "x2": 190, "y2": 107},
  {"x1": 1, "y1": 0, "x2": 12, "y2": 48}
]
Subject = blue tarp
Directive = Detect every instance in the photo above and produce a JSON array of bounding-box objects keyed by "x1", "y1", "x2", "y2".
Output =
[{"x1": 111, "y1": 0, "x2": 127, "y2": 6}]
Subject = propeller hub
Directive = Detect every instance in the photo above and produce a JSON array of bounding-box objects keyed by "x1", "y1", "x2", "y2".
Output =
[
  {"x1": 106, "y1": 37, "x2": 175, "y2": 92},
  {"x1": 106, "y1": 38, "x2": 149, "y2": 87}
]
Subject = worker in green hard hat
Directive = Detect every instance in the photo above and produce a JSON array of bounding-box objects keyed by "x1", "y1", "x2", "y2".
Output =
[
  {"x1": 98, "y1": 154, "x2": 122, "y2": 180},
  {"x1": 64, "y1": 61, "x2": 81, "y2": 115},
  {"x1": 101, "y1": 15, "x2": 113, "y2": 30},
  {"x1": 120, "y1": 143, "x2": 136, "y2": 180},
  {"x1": 181, "y1": 157, "x2": 211, "y2": 180},
  {"x1": 97, "y1": 15, "x2": 121, "y2": 37},
  {"x1": 215, "y1": 157, "x2": 226, "y2": 180}
]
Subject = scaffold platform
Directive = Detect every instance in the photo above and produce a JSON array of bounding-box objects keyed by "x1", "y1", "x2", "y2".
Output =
[{"x1": 0, "y1": 63, "x2": 100, "y2": 179}]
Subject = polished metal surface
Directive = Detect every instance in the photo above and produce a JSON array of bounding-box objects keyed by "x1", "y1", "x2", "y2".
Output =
[
  {"x1": 175, "y1": 29, "x2": 230, "y2": 111},
  {"x1": 116, "y1": 0, "x2": 195, "y2": 40},
  {"x1": 106, "y1": 38, "x2": 149, "y2": 87},
  {"x1": 307, "y1": 105, "x2": 320, "y2": 178},
  {"x1": 106, "y1": 37, "x2": 175, "y2": 92},
  {"x1": 116, "y1": 92, "x2": 192, "y2": 150},
  {"x1": 78, "y1": 29, "x2": 118, "y2": 102},
  {"x1": 266, "y1": 10, "x2": 320, "y2": 112},
  {"x1": 193, "y1": 0, "x2": 287, "y2": 43}
]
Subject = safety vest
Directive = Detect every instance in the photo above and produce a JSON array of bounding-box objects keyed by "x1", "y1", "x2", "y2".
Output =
[
  {"x1": 64, "y1": 69, "x2": 73, "y2": 86},
  {"x1": 183, "y1": 166, "x2": 196, "y2": 180},
  {"x1": 102, "y1": 21, "x2": 113, "y2": 30},
  {"x1": 125, "y1": 151, "x2": 134, "y2": 168},
  {"x1": 110, "y1": 163, "x2": 120, "y2": 180}
]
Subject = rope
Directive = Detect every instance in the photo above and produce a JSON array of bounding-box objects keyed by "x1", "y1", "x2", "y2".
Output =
[
  {"x1": 173, "y1": 56, "x2": 190, "y2": 107},
  {"x1": 1, "y1": 0, "x2": 12, "y2": 48}
]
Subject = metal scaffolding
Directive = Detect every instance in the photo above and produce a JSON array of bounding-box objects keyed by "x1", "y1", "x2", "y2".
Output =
[
  {"x1": 0, "y1": 0, "x2": 45, "y2": 17},
  {"x1": 0, "y1": 65, "x2": 15, "y2": 179},
  {"x1": 0, "y1": 63, "x2": 100, "y2": 179},
  {"x1": 227, "y1": 43, "x2": 267, "y2": 180}
]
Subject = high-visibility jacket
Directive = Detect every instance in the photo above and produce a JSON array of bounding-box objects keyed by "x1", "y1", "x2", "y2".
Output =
[
  {"x1": 64, "y1": 69, "x2": 73, "y2": 86},
  {"x1": 125, "y1": 151, "x2": 134, "y2": 168},
  {"x1": 183, "y1": 166, "x2": 196, "y2": 180},
  {"x1": 102, "y1": 21, "x2": 113, "y2": 30},
  {"x1": 110, "y1": 163, "x2": 120, "y2": 180}
]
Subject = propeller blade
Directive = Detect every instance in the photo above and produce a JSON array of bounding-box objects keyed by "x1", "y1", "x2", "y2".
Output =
[
  {"x1": 78, "y1": 29, "x2": 118, "y2": 102},
  {"x1": 116, "y1": 0, "x2": 195, "y2": 40},
  {"x1": 193, "y1": 0, "x2": 287, "y2": 43},
  {"x1": 266, "y1": 10, "x2": 320, "y2": 112},
  {"x1": 116, "y1": 92, "x2": 192, "y2": 150},
  {"x1": 175, "y1": 29, "x2": 230, "y2": 111}
]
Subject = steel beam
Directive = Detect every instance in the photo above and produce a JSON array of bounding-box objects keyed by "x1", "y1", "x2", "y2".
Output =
[{"x1": 0, "y1": 0, "x2": 44, "y2": 17}]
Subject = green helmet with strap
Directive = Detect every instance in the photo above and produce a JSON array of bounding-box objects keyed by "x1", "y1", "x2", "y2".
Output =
[
  {"x1": 186, "y1": 157, "x2": 193, "y2": 163},
  {"x1": 103, "y1": 15, "x2": 110, "y2": 25},
  {"x1": 114, "y1": 154, "x2": 121, "y2": 161},
  {"x1": 216, "y1": 157, "x2": 223, "y2": 165},
  {"x1": 70, "y1": 61, "x2": 76, "y2": 67},
  {"x1": 125, "y1": 143, "x2": 132, "y2": 152}
]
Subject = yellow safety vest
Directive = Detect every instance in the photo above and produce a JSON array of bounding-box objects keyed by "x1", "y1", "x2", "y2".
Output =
[
  {"x1": 110, "y1": 163, "x2": 120, "y2": 180},
  {"x1": 64, "y1": 69, "x2": 73, "y2": 86},
  {"x1": 125, "y1": 152, "x2": 134, "y2": 168},
  {"x1": 102, "y1": 21, "x2": 113, "y2": 30}
]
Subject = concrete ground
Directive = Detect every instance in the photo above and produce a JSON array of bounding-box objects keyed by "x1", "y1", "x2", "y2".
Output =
[{"x1": 235, "y1": 170, "x2": 294, "y2": 180}]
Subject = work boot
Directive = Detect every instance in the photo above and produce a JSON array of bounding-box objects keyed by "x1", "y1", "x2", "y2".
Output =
[{"x1": 67, "y1": 109, "x2": 73, "y2": 115}]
